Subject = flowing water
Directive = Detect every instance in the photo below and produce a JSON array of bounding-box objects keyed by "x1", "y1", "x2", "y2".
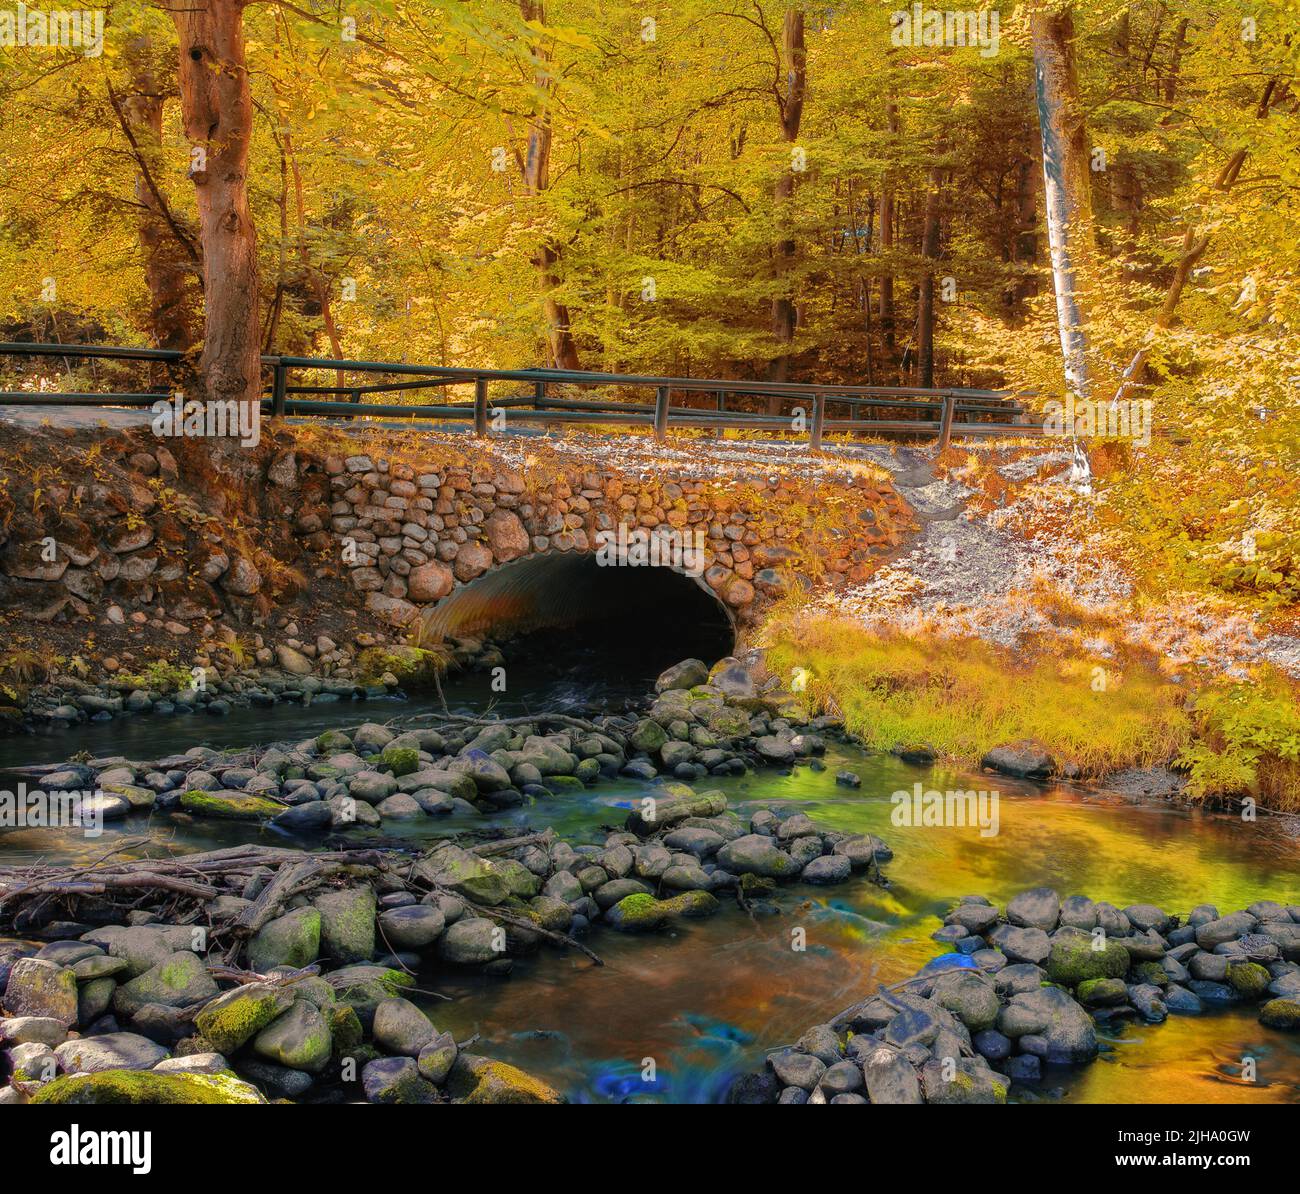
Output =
[{"x1": 3, "y1": 662, "x2": 1299, "y2": 1105}]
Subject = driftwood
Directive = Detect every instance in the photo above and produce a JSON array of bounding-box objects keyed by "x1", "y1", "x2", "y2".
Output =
[{"x1": 0, "y1": 830, "x2": 602, "y2": 968}]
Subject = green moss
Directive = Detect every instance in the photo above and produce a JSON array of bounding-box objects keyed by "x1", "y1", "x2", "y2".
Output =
[
  {"x1": 1044, "y1": 932, "x2": 1130, "y2": 986},
  {"x1": 1227, "y1": 961, "x2": 1271, "y2": 998},
  {"x1": 380, "y1": 745, "x2": 420, "y2": 777},
  {"x1": 315, "y1": 729, "x2": 353, "y2": 753},
  {"x1": 195, "y1": 984, "x2": 295, "y2": 1053},
  {"x1": 179, "y1": 789, "x2": 283, "y2": 820},
  {"x1": 1259, "y1": 998, "x2": 1300, "y2": 1030},
  {"x1": 31, "y1": 1069, "x2": 266, "y2": 1105},
  {"x1": 445, "y1": 1055, "x2": 565, "y2": 1105},
  {"x1": 326, "y1": 1004, "x2": 364, "y2": 1059}
]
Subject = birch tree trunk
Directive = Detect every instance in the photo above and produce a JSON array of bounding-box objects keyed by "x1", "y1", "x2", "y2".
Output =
[
  {"x1": 172, "y1": 0, "x2": 262, "y2": 412},
  {"x1": 1031, "y1": 4, "x2": 1096, "y2": 402}
]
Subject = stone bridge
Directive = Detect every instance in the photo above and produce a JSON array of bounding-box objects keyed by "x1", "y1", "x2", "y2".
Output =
[
  {"x1": 312, "y1": 434, "x2": 913, "y2": 649},
  {"x1": 0, "y1": 425, "x2": 913, "y2": 668}
]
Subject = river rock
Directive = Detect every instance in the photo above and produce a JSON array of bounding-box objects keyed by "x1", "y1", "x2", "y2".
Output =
[
  {"x1": 1006, "y1": 887, "x2": 1061, "y2": 931},
  {"x1": 53, "y1": 1032, "x2": 168, "y2": 1074},
  {"x1": 31, "y1": 1069, "x2": 266, "y2": 1105},
  {"x1": 0, "y1": 1016, "x2": 68, "y2": 1047},
  {"x1": 997, "y1": 986, "x2": 1097, "y2": 1063},
  {"x1": 1259, "y1": 998, "x2": 1300, "y2": 1030},
  {"x1": 1045, "y1": 926, "x2": 1131, "y2": 985},
  {"x1": 362, "y1": 1056, "x2": 438, "y2": 1104},
  {"x1": 252, "y1": 999, "x2": 332, "y2": 1073},
  {"x1": 1195, "y1": 911, "x2": 1257, "y2": 950},
  {"x1": 372, "y1": 996, "x2": 435, "y2": 1057},
  {"x1": 980, "y1": 739, "x2": 1055, "y2": 778},
  {"x1": 377, "y1": 905, "x2": 446, "y2": 949},
  {"x1": 921, "y1": 1058, "x2": 1008, "y2": 1104},
  {"x1": 716, "y1": 834, "x2": 801, "y2": 879},
  {"x1": 438, "y1": 918, "x2": 502, "y2": 964},
  {"x1": 801, "y1": 855, "x2": 852, "y2": 885},
  {"x1": 859, "y1": 1043, "x2": 924, "y2": 1104},
  {"x1": 194, "y1": 983, "x2": 297, "y2": 1053},
  {"x1": 415, "y1": 845, "x2": 509, "y2": 905},
  {"x1": 417, "y1": 1031, "x2": 459, "y2": 1084},
  {"x1": 656, "y1": 659, "x2": 710, "y2": 692},
  {"x1": 3, "y1": 959, "x2": 78, "y2": 1026},
  {"x1": 314, "y1": 887, "x2": 376, "y2": 963},
  {"x1": 988, "y1": 924, "x2": 1051, "y2": 965},
  {"x1": 931, "y1": 970, "x2": 1000, "y2": 1032},
  {"x1": 114, "y1": 951, "x2": 218, "y2": 1016},
  {"x1": 249, "y1": 907, "x2": 321, "y2": 972},
  {"x1": 445, "y1": 1053, "x2": 565, "y2": 1104}
]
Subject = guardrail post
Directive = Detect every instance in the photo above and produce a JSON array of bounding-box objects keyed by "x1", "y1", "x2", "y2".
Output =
[
  {"x1": 271, "y1": 360, "x2": 286, "y2": 418},
  {"x1": 474, "y1": 376, "x2": 489, "y2": 437},
  {"x1": 937, "y1": 393, "x2": 956, "y2": 451},
  {"x1": 654, "y1": 385, "x2": 670, "y2": 441},
  {"x1": 534, "y1": 379, "x2": 546, "y2": 411},
  {"x1": 810, "y1": 392, "x2": 825, "y2": 452}
]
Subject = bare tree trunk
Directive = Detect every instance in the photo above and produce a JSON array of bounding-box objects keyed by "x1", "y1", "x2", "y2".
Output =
[
  {"x1": 520, "y1": 0, "x2": 580, "y2": 370},
  {"x1": 1031, "y1": 4, "x2": 1096, "y2": 402},
  {"x1": 916, "y1": 167, "x2": 942, "y2": 388},
  {"x1": 172, "y1": 0, "x2": 261, "y2": 412},
  {"x1": 878, "y1": 103, "x2": 899, "y2": 357},
  {"x1": 766, "y1": 9, "x2": 807, "y2": 411},
  {"x1": 114, "y1": 36, "x2": 200, "y2": 352}
]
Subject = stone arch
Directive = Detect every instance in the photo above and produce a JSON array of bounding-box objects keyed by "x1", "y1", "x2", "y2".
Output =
[{"x1": 415, "y1": 548, "x2": 736, "y2": 654}]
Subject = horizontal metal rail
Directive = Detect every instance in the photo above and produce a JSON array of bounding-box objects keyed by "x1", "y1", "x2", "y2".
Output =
[{"x1": 0, "y1": 341, "x2": 1042, "y2": 446}]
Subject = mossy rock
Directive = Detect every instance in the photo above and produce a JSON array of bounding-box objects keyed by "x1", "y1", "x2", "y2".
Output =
[
  {"x1": 1043, "y1": 928, "x2": 1130, "y2": 986},
  {"x1": 326, "y1": 1004, "x2": 365, "y2": 1059},
  {"x1": 251, "y1": 999, "x2": 332, "y2": 1073},
  {"x1": 1077, "y1": 977, "x2": 1128, "y2": 1006},
  {"x1": 628, "y1": 719, "x2": 669, "y2": 753},
  {"x1": 194, "y1": 983, "x2": 297, "y2": 1054},
  {"x1": 445, "y1": 1054, "x2": 565, "y2": 1105},
  {"x1": 101, "y1": 783, "x2": 157, "y2": 811},
  {"x1": 31, "y1": 1069, "x2": 267, "y2": 1105},
  {"x1": 114, "y1": 951, "x2": 218, "y2": 1016},
  {"x1": 179, "y1": 789, "x2": 283, "y2": 821},
  {"x1": 380, "y1": 745, "x2": 421, "y2": 777},
  {"x1": 544, "y1": 775, "x2": 587, "y2": 795},
  {"x1": 314, "y1": 886, "x2": 377, "y2": 962},
  {"x1": 248, "y1": 906, "x2": 321, "y2": 972},
  {"x1": 605, "y1": 890, "x2": 719, "y2": 932},
  {"x1": 1259, "y1": 998, "x2": 1300, "y2": 1030},
  {"x1": 605, "y1": 892, "x2": 667, "y2": 933},
  {"x1": 315, "y1": 729, "x2": 353, "y2": 754},
  {"x1": 1227, "y1": 961, "x2": 1271, "y2": 998},
  {"x1": 1130, "y1": 961, "x2": 1168, "y2": 987}
]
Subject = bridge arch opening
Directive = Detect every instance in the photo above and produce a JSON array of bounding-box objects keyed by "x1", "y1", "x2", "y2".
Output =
[{"x1": 417, "y1": 551, "x2": 736, "y2": 700}]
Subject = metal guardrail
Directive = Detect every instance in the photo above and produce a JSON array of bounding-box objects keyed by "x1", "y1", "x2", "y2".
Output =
[{"x1": 0, "y1": 342, "x2": 1041, "y2": 450}]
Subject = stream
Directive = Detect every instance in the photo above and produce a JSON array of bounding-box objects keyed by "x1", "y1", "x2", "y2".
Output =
[{"x1": 3, "y1": 654, "x2": 1300, "y2": 1105}]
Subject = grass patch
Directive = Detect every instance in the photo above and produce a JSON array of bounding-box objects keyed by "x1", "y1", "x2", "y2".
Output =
[{"x1": 765, "y1": 615, "x2": 1191, "y2": 778}]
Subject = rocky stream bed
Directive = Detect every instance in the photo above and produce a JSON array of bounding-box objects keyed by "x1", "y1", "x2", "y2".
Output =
[{"x1": 2, "y1": 657, "x2": 1299, "y2": 1105}]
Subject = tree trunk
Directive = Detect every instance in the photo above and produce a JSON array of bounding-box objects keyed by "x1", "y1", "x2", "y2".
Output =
[
  {"x1": 520, "y1": 0, "x2": 580, "y2": 370},
  {"x1": 116, "y1": 36, "x2": 200, "y2": 352},
  {"x1": 916, "y1": 167, "x2": 942, "y2": 388},
  {"x1": 766, "y1": 9, "x2": 807, "y2": 411},
  {"x1": 1031, "y1": 4, "x2": 1096, "y2": 402},
  {"x1": 878, "y1": 103, "x2": 899, "y2": 357},
  {"x1": 172, "y1": 0, "x2": 261, "y2": 411}
]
